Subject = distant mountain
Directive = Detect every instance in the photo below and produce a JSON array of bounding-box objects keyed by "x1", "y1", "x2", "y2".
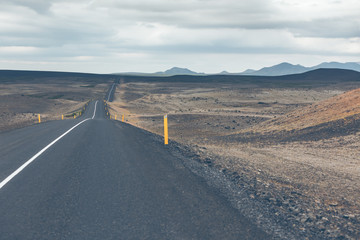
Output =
[
  {"x1": 156, "y1": 67, "x2": 203, "y2": 76},
  {"x1": 219, "y1": 69, "x2": 254, "y2": 75},
  {"x1": 312, "y1": 62, "x2": 360, "y2": 72},
  {"x1": 247, "y1": 62, "x2": 308, "y2": 76},
  {"x1": 241, "y1": 69, "x2": 256, "y2": 74},
  {"x1": 240, "y1": 62, "x2": 360, "y2": 76}
]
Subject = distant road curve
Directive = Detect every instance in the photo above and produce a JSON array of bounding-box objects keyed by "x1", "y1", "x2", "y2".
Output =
[{"x1": 106, "y1": 83, "x2": 116, "y2": 102}]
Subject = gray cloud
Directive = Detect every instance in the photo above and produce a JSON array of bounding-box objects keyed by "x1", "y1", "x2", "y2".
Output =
[
  {"x1": 2, "y1": 0, "x2": 53, "y2": 13},
  {"x1": 0, "y1": 0, "x2": 359, "y2": 73},
  {"x1": 290, "y1": 18, "x2": 360, "y2": 38}
]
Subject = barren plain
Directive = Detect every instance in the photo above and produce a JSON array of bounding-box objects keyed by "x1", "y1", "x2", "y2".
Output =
[
  {"x1": 108, "y1": 75, "x2": 360, "y2": 239},
  {"x1": 0, "y1": 72, "x2": 112, "y2": 132}
]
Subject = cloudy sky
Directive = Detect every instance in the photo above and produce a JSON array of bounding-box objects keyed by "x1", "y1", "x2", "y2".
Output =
[{"x1": 0, "y1": 0, "x2": 359, "y2": 73}]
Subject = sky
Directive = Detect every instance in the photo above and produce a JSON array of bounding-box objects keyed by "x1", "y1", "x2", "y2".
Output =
[{"x1": 0, "y1": 0, "x2": 359, "y2": 74}]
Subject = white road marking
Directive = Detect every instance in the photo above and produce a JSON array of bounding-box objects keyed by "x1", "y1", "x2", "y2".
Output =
[
  {"x1": 0, "y1": 101, "x2": 99, "y2": 190},
  {"x1": 107, "y1": 83, "x2": 115, "y2": 102},
  {"x1": 92, "y1": 100, "x2": 98, "y2": 119}
]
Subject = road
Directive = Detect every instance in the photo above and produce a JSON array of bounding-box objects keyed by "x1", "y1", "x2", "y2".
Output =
[{"x1": 0, "y1": 89, "x2": 270, "y2": 239}]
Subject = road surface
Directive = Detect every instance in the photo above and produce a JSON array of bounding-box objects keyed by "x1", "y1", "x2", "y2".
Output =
[{"x1": 0, "y1": 96, "x2": 270, "y2": 239}]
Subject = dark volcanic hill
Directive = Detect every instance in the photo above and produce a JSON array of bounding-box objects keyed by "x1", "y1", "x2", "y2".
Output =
[
  {"x1": 0, "y1": 70, "x2": 115, "y2": 83},
  {"x1": 120, "y1": 68, "x2": 360, "y2": 89}
]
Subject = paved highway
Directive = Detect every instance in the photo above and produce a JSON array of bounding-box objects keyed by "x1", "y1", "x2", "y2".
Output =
[{"x1": 0, "y1": 89, "x2": 270, "y2": 239}]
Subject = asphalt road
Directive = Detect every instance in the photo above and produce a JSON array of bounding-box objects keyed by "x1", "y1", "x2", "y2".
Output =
[{"x1": 0, "y1": 97, "x2": 270, "y2": 239}]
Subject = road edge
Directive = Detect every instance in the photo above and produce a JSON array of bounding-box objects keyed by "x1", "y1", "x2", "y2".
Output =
[{"x1": 112, "y1": 120, "x2": 301, "y2": 240}]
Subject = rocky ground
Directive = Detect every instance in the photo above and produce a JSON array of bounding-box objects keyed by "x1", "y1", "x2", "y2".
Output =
[
  {"x1": 193, "y1": 139, "x2": 360, "y2": 239},
  {"x1": 108, "y1": 81, "x2": 360, "y2": 239}
]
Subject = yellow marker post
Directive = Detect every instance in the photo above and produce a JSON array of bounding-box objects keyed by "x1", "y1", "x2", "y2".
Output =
[
  {"x1": 122, "y1": 114, "x2": 124, "y2": 122},
  {"x1": 164, "y1": 114, "x2": 168, "y2": 145},
  {"x1": 38, "y1": 114, "x2": 41, "y2": 123},
  {"x1": 74, "y1": 114, "x2": 76, "y2": 119},
  {"x1": 115, "y1": 114, "x2": 117, "y2": 120},
  {"x1": 62, "y1": 114, "x2": 64, "y2": 120}
]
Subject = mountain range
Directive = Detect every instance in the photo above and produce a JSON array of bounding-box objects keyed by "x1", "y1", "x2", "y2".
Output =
[
  {"x1": 114, "y1": 62, "x2": 360, "y2": 76},
  {"x1": 238, "y1": 62, "x2": 360, "y2": 76}
]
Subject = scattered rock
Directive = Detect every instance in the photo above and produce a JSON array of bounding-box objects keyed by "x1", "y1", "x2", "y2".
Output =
[
  {"x1": 343, "y1": 214, "x2": 356, "y2": 219},
  {"x1": 300, "y1": 217, "x2": 308, "y2": 223}
]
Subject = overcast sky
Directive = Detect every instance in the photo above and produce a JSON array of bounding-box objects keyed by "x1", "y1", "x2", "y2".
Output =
[{"x1": 0, "y1": 0, "x2": 359, "y2": 73}]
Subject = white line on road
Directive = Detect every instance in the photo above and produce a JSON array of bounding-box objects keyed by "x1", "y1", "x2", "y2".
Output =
[
  {"x1": 107, "y1": 83, "x2": 115, "y2": 102},
  {"x1": 0, "y1": 101, "x2": 99, "y2": 190},
  {"x1": 92, "y1": 100, "x2": 98, "y2": 119}
]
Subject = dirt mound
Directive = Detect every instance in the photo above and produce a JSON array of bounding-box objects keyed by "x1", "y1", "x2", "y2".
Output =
[
  {"x1": 260, "y1": 88, "x2": 360, "y2": 131},
  {"x1": 228, "y1": 88, "x2": 360, "y2": 142}
]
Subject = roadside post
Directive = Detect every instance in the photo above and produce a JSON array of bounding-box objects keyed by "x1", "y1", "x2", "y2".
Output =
[
  {"x1": 122, "y1": 114, "x2": 124, "y2": 122},
  {"x1": 115, "y1": 114, "x2": 117, "y2": 120},
  {"x1": 164, "y1": 114, "x2": 168, "y2": 145},
  {"x1": 62, "y1": 114, "x2": 64, "y2": 120},
  {"x1": 38, "y1": 114, "x2": 41, "y2": 123}
]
